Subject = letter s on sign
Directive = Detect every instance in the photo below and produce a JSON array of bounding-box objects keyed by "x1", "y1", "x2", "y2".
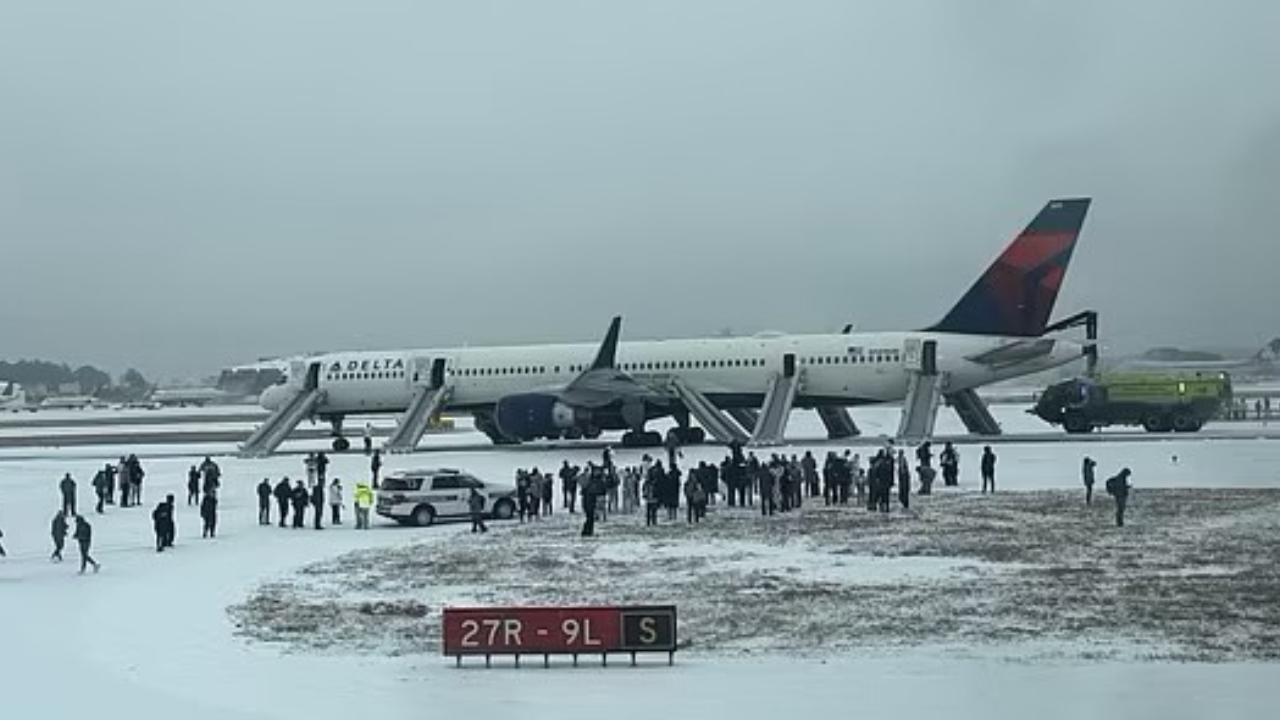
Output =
[{"x1": 639, "y1": 617, "x2": 657, "y2": 644}]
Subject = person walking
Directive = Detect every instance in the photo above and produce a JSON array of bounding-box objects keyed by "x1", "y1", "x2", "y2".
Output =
[
  {"x1": 329, "y1": 478, "x2": 343, "y2": 525},
  {"x1": 50, "y1": 511, "x2": 68, "y2": 562},
  {"x1": 73, "y1": 515, "x2": 100, "y2": 574},
  {"x1": 201, "y1": 492, "x2": 218, "y2": 538},
  {"x1": 92, "y1": 468, "x2": 109, "y2": 514},
  {"x1": 1082, "y1": 456, "x2": 1097, "y2": 505},
  {"x1": 1106, "y1": 468, "x2": 1133, "y2": 527},
  {"x1": 152, "y1": 496, "x2": 174, "y2": 552},
  {"x1": 468, "y1": 487, "x2": 488, "y2": 533}
]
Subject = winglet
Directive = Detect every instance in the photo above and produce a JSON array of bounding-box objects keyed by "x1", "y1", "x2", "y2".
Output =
[{"x1": 590, "y1": 316, "x2": 622, "y2": 370}]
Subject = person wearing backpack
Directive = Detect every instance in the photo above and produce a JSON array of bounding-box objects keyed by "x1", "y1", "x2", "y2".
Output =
[{"x1": 1105, "y1": 468, "x2": 1132, "y2": 527}]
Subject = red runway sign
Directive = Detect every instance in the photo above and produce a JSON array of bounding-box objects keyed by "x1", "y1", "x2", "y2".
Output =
[{"x1": 442, "y1": 605, "x2": 677, "y2": 666}]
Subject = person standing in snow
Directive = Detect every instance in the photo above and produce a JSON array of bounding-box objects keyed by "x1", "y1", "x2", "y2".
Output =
[
  {"x1": 290, "y1": 480, "x2": 309, "y2": 529},
  {"x1": 981, "y1": 446, "x2": 997, "y2": 493},
  {"x1": 200, "y1": 492, "x2": 218, "y2": 538},
  {"x1": 353, "y1": 482, "x2": 373, "y2": 530},
  {"x1": 1082, "y1": 456, "x2": 1097, "y2": 506},
  {"x1": 310, "y1": 480, "x2": 325, "y2": 530},
  {"x1": 363, "y1": 422, "x2": 373, "y2": 455},
  {"x1": 274, "y1": 477, "x2": 292, "y2": 528},
  {"x1": 328, "y1": 478, "x2": 343, "y2": 525},
  {"x1": 50, "y1": 511, "x2": 68, "y2": 562},
  {"x1": 74, "y1": 515, "x2": 100, "y2": 574},
  {"x1": 187, "y1": 465, "x2": 201, "y2": 506},
  {"x1": 897, "y1": 450, "x2": 912, "y2": 510},
  {"x1": 940, "y1": 442, "x2": 959, "y2": 487},
  {"x1": 371, "y1": 450, "x2": 383, "y2": 488},
  {"x1": 315, "y1": 452, "x2": 330, "y2": 484},
  {"x1": 59, "y1": 472, "x2": 77, "y2": 517},
  {"x1": 257, "y1": 479, "x2": 272, "y2": 525},
  {"x1": 468, "y1": 488, "x2": 488, "y2": 534}
]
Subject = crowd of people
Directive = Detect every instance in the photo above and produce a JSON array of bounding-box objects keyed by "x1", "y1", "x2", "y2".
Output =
[
  {"x1": 506, "y1": 436, "x2": 1137, "y2": 536},
  {"x1": 0, "y1": 433, "x2": 1140, "y2": 574}
]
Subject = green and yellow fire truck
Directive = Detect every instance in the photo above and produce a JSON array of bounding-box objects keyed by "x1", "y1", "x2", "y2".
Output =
[{"x1": 1031, "y1": 371, "x2": 1233, "y2": 433}]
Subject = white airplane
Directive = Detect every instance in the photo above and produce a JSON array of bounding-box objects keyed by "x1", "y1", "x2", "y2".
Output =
[
  {"x1": 251, "y1": 198, "x2": 1094, "y2": 454},
  {"x1": 1, "y1": 381, "x2": 30, "y2": 411}
]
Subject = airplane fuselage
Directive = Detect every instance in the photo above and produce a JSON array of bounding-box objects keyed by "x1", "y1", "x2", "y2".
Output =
[{"x1": 263, "y1": 330, "x2": 1082, "y2": 422}]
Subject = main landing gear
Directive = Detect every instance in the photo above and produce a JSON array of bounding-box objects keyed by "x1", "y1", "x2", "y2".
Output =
[
  {"x1": 326, "y1": 415, "x2": 351, "y2": 452},
  {"x1": 620, "y1": 426, "x2": 706, "y2": 448}
]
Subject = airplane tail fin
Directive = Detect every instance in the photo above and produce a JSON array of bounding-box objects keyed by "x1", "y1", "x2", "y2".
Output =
[{"x1": 928, "y1": 198, "x2": 1091, "y2": 337}]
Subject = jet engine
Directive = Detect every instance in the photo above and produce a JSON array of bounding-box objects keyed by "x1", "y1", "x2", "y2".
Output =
[{"x1": 493, "y1": 393, "x2": 593, "y2": 440}]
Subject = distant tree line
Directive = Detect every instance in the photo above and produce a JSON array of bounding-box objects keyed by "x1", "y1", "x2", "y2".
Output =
[{"x1": 0, "y1": 359, "x2": 152, "y2": 401}]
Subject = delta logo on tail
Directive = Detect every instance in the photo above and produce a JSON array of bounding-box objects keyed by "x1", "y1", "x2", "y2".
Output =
[{"x1": 929, "y1": 198, "x2": 1091, "y2": 338}]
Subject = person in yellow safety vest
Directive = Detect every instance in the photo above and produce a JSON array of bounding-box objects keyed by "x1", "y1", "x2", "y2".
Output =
[{"x1": 353, "y1": 481, "x2": 375, "y2": 530}]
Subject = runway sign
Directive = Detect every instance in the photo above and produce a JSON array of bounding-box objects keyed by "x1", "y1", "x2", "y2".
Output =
[{"x1": 442, "y1": 605, "x2": 677, "y2": 667}]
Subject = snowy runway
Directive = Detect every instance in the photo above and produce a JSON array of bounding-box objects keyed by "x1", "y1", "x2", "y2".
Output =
[{"x1": 3, "y1": 409, "x2": 1280, "y2": 718}]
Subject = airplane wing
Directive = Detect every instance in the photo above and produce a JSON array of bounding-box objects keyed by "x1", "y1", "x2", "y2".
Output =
[{"x1": 556, "y1": 316, "x2": 658, "y2": 408}]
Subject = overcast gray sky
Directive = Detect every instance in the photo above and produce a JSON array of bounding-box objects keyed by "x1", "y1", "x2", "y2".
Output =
[{"x1": 3, "y1": 1, "x2": 1279, "y2": 380}]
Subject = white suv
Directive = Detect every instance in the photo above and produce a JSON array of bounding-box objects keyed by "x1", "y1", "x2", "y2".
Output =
[{"x1": 376, "y1": 468, "x2": 517, "y2": 527}]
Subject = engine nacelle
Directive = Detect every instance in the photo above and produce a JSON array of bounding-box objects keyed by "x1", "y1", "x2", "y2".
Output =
[{"x1": 493, "y1": 393, "x2": 588, "y2": 440}]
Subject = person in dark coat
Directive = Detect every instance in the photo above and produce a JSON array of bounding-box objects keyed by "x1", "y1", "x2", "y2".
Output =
[
  {"x1": 290, "y1": 481, "x2": 309, "y2": 529},
  {"x1": 73, "y1": 515, "x2": 99, "y2": 574},
  {"x1": 1106, "y1": 468, "x2": 1132, "y2": 527},
  {"x1": 257, "y1": 479, "x2": 272, "y2": 525},
  {"x1": 59, "y1": 473, "x2": 77, "y2": 517},
  {"x1": 201, "y1": 493, "x2": 218, "y2": 538},
  {"x1": 315, "y1": 452, "x2": 330, "y2": 483},
  {"x1": 50, "y1": 511, "x2": 68, "y2": 562},
  {"x1": 274, "y1": 478, "x2": 292, "y2": 527},
  {"x1": 103, "y1": 463, "x2": 117, "y2": 506},
  {"x1": 93, "y1": 469, "x2": 109, "y2": 514},
  {"x1": 371, "y1": 450, "x2": 383, "y2": 488},
  {"x1": 187, "y1": 466, "x2": 201, "y2": 506},
  {"x1": 468, "y1": 488, "x2": 488, "y2": 533},
  {"x1": 310, "y1": 481, "x2": 325, "y2": 530},
  {"x1": 581, "y1": 470, "x2": 605, "y2": 537},
  {"x1": 1082, "y1": 456, "x2": 1097, "y2": 505},
  {"x1": 940, "y1": 442, "x2": 959, "y2": 486},
  {"x1": 152, "y1": 497, "x2": 174, "y2": 552},
  {"x1": 981, "y1": 446, "x2": 997, "y2": 493}
]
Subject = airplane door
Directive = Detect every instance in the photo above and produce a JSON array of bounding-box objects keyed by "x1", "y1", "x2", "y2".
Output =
[
  {"x1": 431, "y1": 358, "x2": 448, "y2": 389},
  {"x1": 783, "y1": 353, "x2": 797, "y2": 378},
  {"x1": 304, "y1": 362, "x2": 322, "y2": 391},
  {"x1": 921, "y1": 340, "x2": 938, "y2": 376}
]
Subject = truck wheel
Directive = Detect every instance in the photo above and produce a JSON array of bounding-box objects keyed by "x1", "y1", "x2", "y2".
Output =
[
  {"x1": 1143, "y1": 415, "x2": 1170, "y2": 433},
  {"x1": 1172, "y1": 413, "x2": 1197, "y2": 432},
  {"x1": 1063, "y1": 412, "x2": 1090, "y2": 434}
]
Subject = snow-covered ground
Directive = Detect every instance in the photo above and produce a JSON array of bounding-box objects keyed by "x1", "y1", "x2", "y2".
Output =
[{"x1": 3, "y1": 408, "x2": 1280, "y2": 719}]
